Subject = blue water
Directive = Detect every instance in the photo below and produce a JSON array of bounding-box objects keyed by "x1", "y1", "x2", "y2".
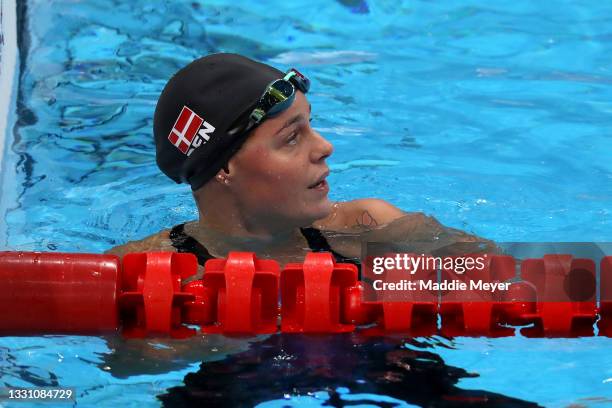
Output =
[{"x1": 1, "y1": 0, "x2": 612, "y2": 406}]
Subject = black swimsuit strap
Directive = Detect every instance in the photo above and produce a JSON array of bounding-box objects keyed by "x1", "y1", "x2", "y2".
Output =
[
  {"x1": 299, "y1": 227, "x2": 362, "y2": 268},
  {"x1": 169, "y1": 224, "x2": 361, "y2": 270},
  {"x1": 169, "y1": 223, "x2": 216, "y2": 266}
]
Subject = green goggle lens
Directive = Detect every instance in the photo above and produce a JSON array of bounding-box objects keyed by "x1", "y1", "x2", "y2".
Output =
[{"x1": 227, "y1": 68, "x2": 310, "y2": 137}]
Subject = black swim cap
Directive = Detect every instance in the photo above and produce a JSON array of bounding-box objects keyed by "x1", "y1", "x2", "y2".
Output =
[{"x1": 154, "y1": 53, "x2": 284, "y2": 191}]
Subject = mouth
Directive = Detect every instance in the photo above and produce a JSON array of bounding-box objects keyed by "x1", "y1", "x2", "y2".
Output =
[{"x1": 308, "y1": 170, "x2": 330, "y2": 190}]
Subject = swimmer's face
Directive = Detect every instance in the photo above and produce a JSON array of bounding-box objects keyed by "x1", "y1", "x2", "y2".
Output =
[{"x1": 227, "y1": 92, "x2": 334, "y2": 226}]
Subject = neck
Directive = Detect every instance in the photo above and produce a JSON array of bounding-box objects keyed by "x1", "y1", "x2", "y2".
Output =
[{"x1": 191, "y1": 187, "x2": 307, "y2": 254}]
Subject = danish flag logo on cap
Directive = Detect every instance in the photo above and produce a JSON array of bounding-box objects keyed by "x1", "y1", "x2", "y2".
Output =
[{"x1": 168, "y1": 106, "x2": 216, "y2": 156}]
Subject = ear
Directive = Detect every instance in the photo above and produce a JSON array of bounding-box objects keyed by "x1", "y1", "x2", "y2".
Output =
[
  {"x1": 225, "y1": 155, "x2": 239, "y2": 178},
  {"x1": 219, "y1": 151, "x2": 243, "y2": 185}
]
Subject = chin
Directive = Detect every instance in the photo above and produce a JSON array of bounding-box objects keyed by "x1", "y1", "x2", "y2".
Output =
[
  {"x1": 287, "y1": 196, "x2": 333, "y2": 227},
  {"x1": 307, "y1": 198, "x2": 334, "y2": 223}
]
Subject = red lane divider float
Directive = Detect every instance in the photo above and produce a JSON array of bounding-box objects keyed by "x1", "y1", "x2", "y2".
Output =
[
  {"x1": 0, "y1": 251, "x2": 611, "y2": 338},
  {"x1": 599, "y1": 256, "x2": 612, "y2": 337},
  {"x1": 184, "y1": 252, "x2": 279, "y2": 335},
  {"x1": 119, "y1": 252, "x2": 197, "y2": 338},
  {"x1": 0, "y1": 252, "x2": 120, "y2": 335},
  {"x1": 519, "y1": 255, "x2": 598, "y2": 337},
  {"x1": 281, "y1": 252, "x2": 357, "y2": 333},
  {"x1": 359, "y1": 253, "x2": 438, "y2": 336},
  {"x1": 438, "y1": 255, "x2": 517, "y2": 337}
]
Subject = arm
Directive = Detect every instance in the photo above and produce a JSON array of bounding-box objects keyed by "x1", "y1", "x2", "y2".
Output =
[
  {"x1": 104, "y1": 229, "x2": 175, "y2": 259},
  {"x1": 362, "y1": 210, "x2": 498, "y2": 255},
  {"x1": 315, "y1": 198, "x2": 405, "y2": 231},
  {"x1": 318, "y1": 198, "x2": 498, "y2": 257}
]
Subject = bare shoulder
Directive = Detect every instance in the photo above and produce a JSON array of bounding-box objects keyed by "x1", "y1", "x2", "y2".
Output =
[
  {"x1": 104, "y1": 229, "x2": 176, "y2": 259},
  {"x1": 314, "y1": 198, "x2": 406, "y2": 231},
  {"x1": 314, "y1": 201, "x2": 497, "y2": 257}
]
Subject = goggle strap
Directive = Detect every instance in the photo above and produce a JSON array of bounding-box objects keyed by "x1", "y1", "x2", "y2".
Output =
[
  {"x1": 286, "y1": 68, "x2": 310, "y2": 93},
  {"x1": 250, "y1": 108, "x2": 265, "y2": 123}
]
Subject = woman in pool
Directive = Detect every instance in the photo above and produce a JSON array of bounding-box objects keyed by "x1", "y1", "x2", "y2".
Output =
[{"x1": 106, "y1": 53, "x2": 493, "y2": 266}]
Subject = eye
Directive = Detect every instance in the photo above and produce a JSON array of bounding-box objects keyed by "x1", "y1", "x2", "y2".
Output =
[{"x1": 286, "y1": 131, "x2": 299, "y2": 145}]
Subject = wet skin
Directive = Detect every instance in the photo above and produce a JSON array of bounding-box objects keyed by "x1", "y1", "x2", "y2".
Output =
[
  {"x1": 221, "y1": 91, "x2": 335, "y2": 231},
  {"x1": 106, "y1": 91, "x2": 496, "y2": 267}
]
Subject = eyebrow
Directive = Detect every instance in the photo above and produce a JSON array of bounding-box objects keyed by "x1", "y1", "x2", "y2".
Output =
[{"x1": 274, "y1": 104, "x2": 312, "y2": 136}]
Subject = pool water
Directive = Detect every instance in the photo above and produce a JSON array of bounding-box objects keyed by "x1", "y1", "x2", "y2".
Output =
[{"x1": 1, "y1": 0, "x2": 611, "y2": 406}]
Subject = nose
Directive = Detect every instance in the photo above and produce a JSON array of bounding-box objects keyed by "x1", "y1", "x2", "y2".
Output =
[{"x1": 310, "y1": 130, "x2": 334, "y2": 162}]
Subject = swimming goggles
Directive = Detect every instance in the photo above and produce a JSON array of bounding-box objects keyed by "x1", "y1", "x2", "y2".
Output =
[{"x1": 227, "y1": 68, "x2": 310, "y2": 137}]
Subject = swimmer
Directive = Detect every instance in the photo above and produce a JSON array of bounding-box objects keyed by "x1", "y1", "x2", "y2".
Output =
[{"x1": 105, "y1": 53, "x2": 495, "y2": 270}]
